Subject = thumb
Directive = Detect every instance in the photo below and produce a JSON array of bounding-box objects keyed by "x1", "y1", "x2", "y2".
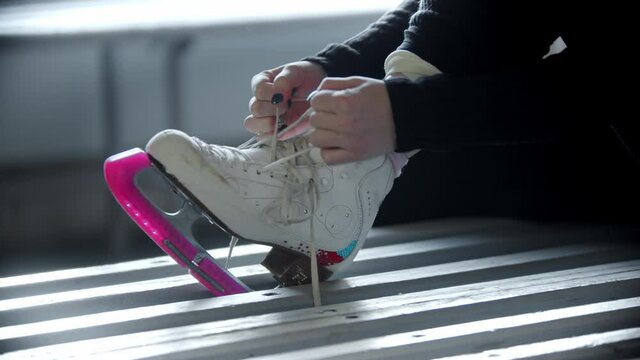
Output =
[
  {"x1": 272, "y1": 65, "x2": 306, "y2": 103},
  {"x1": 316, "y1": 76, "x2": 366, "y2": 91}
]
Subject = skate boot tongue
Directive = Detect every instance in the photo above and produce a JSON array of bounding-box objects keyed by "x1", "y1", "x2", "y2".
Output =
[
  {"x1": 249, "y1": 136, "x2": 325, "y2": 169},
  {"x1": 242, "y1": 147, "x2": 272, "y2": 163},
  {"x1": 237, "y1": 110, "x2": 325, "y2": 307},
  {"x1": 240, "y1": 137, "x2": 304, "y2": 164}
]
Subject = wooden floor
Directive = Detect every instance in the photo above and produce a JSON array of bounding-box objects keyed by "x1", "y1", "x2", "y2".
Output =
[{"x1": 1, "y1": 218, "x2": 639, "y2": 359}]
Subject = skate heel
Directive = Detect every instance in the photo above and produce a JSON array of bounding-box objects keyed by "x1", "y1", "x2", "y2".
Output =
[{"x1": 261, "y1": 247, "x2": 333, "y2": 286}]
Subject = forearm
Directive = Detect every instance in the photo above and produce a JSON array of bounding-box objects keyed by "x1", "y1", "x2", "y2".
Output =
[
  {"x1": 304, "y1": 0, "x2": 419, "y2": 79},
  {"x1": 386, "y1": 50, "x2": 591, "y2": 151}
]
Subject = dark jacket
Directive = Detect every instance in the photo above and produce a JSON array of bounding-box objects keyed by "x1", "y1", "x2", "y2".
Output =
[{"x1": 305, "y1": 0, "x2": 637, "y2": 160}]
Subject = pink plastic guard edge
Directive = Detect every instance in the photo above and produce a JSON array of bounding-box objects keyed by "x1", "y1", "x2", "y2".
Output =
[{"x1": 104, "y1": 148, "x2": 248, "y2": 296}]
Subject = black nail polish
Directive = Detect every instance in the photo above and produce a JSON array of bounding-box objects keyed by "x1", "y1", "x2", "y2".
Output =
[{"x1": 271, "y1": 93, "x2": 284, "y2": 105}]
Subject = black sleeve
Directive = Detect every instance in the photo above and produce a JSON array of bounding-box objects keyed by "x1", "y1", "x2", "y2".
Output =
[
  {"x1": 385, "y1": 2, "x2": 623, "y2": 152},
  {"x1": 303, "y1": 0, "x2": 419, "y2": 79},
  {"x1": 385, "y1": 1, "x2": 595, "y2": 151},
  {"x1": 399, "y1": 0, "x2": 562, "y2": 75},
  {"x1": 386, "y1": 49, "x2": 591, "y2": 151}
]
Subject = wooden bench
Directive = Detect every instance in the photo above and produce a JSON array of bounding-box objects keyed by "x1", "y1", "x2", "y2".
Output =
[{"x1": 2, "y1": 218, "x2": 639, "y2": 358}]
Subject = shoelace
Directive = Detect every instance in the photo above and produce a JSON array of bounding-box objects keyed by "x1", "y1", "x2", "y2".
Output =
[{"x1": 224, "y1": 107, "x2": 323, "y2": 307}]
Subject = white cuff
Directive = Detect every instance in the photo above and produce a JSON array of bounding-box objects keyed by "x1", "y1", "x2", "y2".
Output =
[{"x1": 384, "y1": 50, "x2": 442, "y2": 80}]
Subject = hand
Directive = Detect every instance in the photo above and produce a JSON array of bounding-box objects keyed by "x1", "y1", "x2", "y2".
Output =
[
  {"x1": 308, "y1": 77, "x2": 396, "y2": 165},
  {"x1": 245, "y1": 61, "x2": 326, "y2": 135}
]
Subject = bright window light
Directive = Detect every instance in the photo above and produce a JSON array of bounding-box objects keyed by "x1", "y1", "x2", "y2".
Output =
[{"x1": 0, "y1": 0, "x2": 403, "y2": 37}]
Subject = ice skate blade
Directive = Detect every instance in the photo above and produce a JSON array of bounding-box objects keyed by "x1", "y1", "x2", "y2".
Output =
[
  {"x1": 104, "y1": 148, "x2": 250, "y2": 296},
  {"x1": 261, "y1": 247, "x2": 333, "y2": 286},
  {"x1": 148, "y1": 152, "x2": 331, "y2": 289},
  {"x1": 148, "y1": 155, "x2": 241, "y2": 239}
]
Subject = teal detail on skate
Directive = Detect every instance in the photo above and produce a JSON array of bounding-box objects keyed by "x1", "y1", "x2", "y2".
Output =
[{"x1": 336, "y1": 240, "x2": 358, "y2": 259}]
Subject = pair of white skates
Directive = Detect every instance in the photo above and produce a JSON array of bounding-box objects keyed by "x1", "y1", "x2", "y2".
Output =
[{"x1": 105, "y1": 121, "x2": 395, "y2": 306}]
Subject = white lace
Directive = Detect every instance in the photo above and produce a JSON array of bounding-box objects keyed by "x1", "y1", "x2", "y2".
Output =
[
  {"x1": 222, "y1": 107, "x2": 323, "y2": 307},
  {"x1": 225, "y1": 236, "x2": 239, "y2": 269}
]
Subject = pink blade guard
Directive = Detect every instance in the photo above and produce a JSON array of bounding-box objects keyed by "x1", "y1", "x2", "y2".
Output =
[{"x1": 104, "y1": 148, "x2": 249, "y2": 296}]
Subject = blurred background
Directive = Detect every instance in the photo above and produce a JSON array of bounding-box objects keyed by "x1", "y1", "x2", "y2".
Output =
[
  {"x1": 0, "y1": 0, "x2": 403, "y2": 275},
  {"x1": 2, "y1": 1, "x2": 637, "y2": 277}
]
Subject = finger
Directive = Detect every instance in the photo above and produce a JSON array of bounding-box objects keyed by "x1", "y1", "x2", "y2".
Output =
[
  {"x1": 281, "y1": 101, "x2": 310, "y2": 125},
  {"x1": 251, "y1": 67, "x2": 282, "y2": 96},
  {"x1": 272, "y1": 64, "x2": 306, "y2": 103},
  {"x1": 278, "y1": 117, "x2": 311, "y2": 141},
  {"x1": 256, "y1": 131, "x2": 275, "y2": 142},
  {"x1": 249, "y1": 98, "x2": 289, "y2": 118},
  {"x1": 309, "y1": 128, "x2": 345, "y2": 149},
  {"x1": 309, "y1": 90, "x2": 339, "y2": 113},
  {"x1": 317, "y1": 76, "x2": 365, "y2": 91},
  {"x1": 320, "y1": 148, "x2": 356, "y2": 165},
  {"x1": 255, "y1": 82, "x2": 276, "y2": 102},
  {"x1": 244, "y1": 115, "x2": 276, "y2": 134},
  {"x1": 308, "y1": 110, "x2": 340, "y2": 131}
]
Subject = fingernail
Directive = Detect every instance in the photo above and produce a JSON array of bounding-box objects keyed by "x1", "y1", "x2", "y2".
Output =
[
  {"x1": 271, "y1": 93, "x2": 284, "y2": 105},
  {"x1": 306, "y1": 90, "x2": 318, "y2": 101}
]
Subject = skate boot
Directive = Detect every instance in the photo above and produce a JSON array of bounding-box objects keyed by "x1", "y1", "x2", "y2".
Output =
[{"x1": 146, "y1": 122, "x2": 395, "y2": 304}]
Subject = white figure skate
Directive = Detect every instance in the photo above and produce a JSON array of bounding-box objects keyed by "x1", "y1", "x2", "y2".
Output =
[{"x1": 145, "y1": 121, "x2": 395, "y2": 295}]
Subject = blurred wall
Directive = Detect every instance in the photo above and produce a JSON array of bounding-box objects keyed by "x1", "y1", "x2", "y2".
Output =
[{"x1": 0, "y1": 14, "x2": 381, "y2": 273}]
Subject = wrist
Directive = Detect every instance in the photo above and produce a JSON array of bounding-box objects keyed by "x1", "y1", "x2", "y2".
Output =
[{"x1": 303, "y1": 60, "x2": 327, "y2": 80}]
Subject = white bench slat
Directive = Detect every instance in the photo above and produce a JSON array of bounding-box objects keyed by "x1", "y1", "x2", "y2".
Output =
[
  {"x1": 0, "y1": 236, "x2": 519, "y2": 312},
  {"x1": 435, "y1": 327, "x2": 640, "y2": 360},
  {"x1": 175, "y1": 299, "x2": 640, "y2": 360},
  {"x1": 1, "y1": 219, "x2": 638, "y2": 359},
  {"x1": 0, "y1": 243, "x2": 618, "y2": 326},
  {"x1": 3, "y1": 260, "x2": 638, "y2": 358}
]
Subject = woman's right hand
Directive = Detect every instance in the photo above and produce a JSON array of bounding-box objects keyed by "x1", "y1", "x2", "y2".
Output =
[{"x1": 245, "y1": 61, "x2": 326, "y2": 135}]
